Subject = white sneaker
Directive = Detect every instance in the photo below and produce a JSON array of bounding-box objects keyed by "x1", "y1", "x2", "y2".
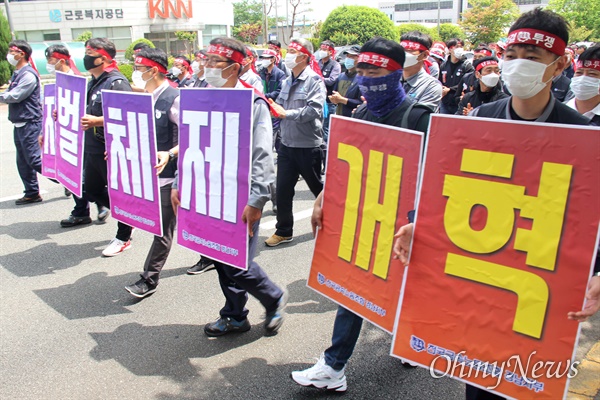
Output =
[
  {"x1": 102, "y1": 238, "x2": 132, "y2": 257},
  {"x1": 291, "y1": 354, "x2": 347, "y2": 392}
]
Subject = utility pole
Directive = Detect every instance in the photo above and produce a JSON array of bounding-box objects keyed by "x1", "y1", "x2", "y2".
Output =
[
  {"x1": 4, "y1": 0, "x2": 17, "y2": 40},
  {"x1": 263, "y1": 0, "x2": 268, "y2": 45},
  {"x1": 437, "y1": 0, "x2": 441, "y2": 35}
]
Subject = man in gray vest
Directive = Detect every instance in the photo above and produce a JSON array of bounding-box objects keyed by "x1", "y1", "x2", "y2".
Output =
[{"x1": 1, "y1": 40, "x2": 43, "y2": 205}]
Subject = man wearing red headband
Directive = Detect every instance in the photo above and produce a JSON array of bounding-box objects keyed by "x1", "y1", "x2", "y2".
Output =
[
  {"x1": 240, "y1": 46, "x2": 263, "y2": 92},
  {"x1": 171, "y1": 56, "x2": 194, "y2": 88},
  {"x1": 454, "y1": 46, "x2": 497, "y2": 105},
  {"x1": 566, "y1": 44, "x2": 600, "y2": 125},
  {"x1": 191, "y1": 50, "x2": 209, "y2": 88},
  {"x1": 563, "y1": 47, "x2": 575, "y2": 79},
  {"x1": 267, "y1": 39, "x2": 290, "y2": 77},
  {"x1": 457, "y1": 56, "x2": 508, "y2": 116},
  {"x1": 1, "y1": 40, "x2": 44, "y2": 205},
  {"x1": 265, "y1": 38, "x2": 327, "y2": 247},
  {"x1": 317, "y1": 40, "x2": 341, "y2": 145},
  {"x1": 81, "y1": 38, "x2": 135, "y2": 257},
  {"x1": 292, "y1": 37, "x2": 434, "y2": 393},
  {"x1": 439, "y1": 38, "x2": 474, "y2": 114}
]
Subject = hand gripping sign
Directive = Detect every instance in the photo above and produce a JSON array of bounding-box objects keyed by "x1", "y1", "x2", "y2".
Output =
[
  {"x1": 41, "y1": 83, "x2": 57, "y2": 179},
  {"x1": 391, "y1": 115, "x2": 600, "y2": 400},
  {"x1": 55, "y1": 72, "x2": 87, "y2": 197},
  {"x1": 308, "y1": 116, "x2": 424, "y2": 332},
  {"x1": 102, "y1": 91, "x2": 162, "y2": 236},
  {"x1": 177, "y1": 88, "x2": 253, "y2": 270}
]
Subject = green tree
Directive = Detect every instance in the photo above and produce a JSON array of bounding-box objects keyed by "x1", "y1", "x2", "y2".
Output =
[
  {"x1": 548, "y1": 0, "x2": 600, "y2": 41},
  {"x1": 320, "y1": 5, "x2": 398, "y2": 45},
  {"x1": 330, "y1": 32, "x2": 359, "y2": 46},
  {"x1": 0, "y1": 9, "x2": 12, "y2": 85},
  {"x1": 124, "y1": 38, "x2": 155, "y2": 61},
  {"x1": 175, "y1": 31, "x2": 197, "y2": 56},
  {"x1": 460, "y1": 0, "x2": 519, "y2": 44},
  {"x1": 438, "y1": 23, "x2": 466, "y2": 43},
  {"x1": 237, "y1": 23, "x2": 262, "y2": 44},
  {"x1": 397, "y1": 23, "x2": 441, "y2": 42},
  {"x1": 234, "y1": 0, "x2": 263, "y2": 26},
  {"x1": 75, "y1": 31, "x2": 92, "y2": 42}
]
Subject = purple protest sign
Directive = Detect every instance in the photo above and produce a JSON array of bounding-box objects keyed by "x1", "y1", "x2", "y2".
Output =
[
  {"x1": 177, "y1": 88, "x2": 253, "y2": 270},
  {"x1": 41, "y1": 83, "x2": 57, "y2": 179},
  {"x1": 55, "y1": 72, "x2": 87, "y2": 197},
  {"x1": 102, "y1": 91, "x2": 162, "y2": 237}
]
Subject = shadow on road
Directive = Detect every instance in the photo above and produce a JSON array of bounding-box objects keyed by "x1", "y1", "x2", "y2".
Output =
[{"x1": 285, "y1": 278, "x2": 338, "y2": 315}]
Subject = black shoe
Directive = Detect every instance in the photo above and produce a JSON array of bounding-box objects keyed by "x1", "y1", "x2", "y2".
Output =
[
  {"x1": 60, "y1": 215, "x2": 92, "y2": 227},
  {"x1": 265, "y1": 290, "x2": 288, "y2": 334},
  {"x1": 15, "y1": 194, "x2": 42, "y2": 205},
  {"x1": 97, "y1": 206, "x2": 110, "y2": 223},
  {"x1": 204, "y1": 317, "x2": 251, "y2": 337},
  {"x1": 187, "y1": 258, "x2": 216, "y2": 275},
  {"x1": 64, "y1": 188, "x2": 72, "y2": 197},
  {"x1": 125, "y1": 278, "x2": 157, "y2": 298}
]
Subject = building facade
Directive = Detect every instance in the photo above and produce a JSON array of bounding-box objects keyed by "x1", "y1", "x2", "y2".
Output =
[
  {"x1": 7, "y1": 0, "x2": 234, "y2": 56},
  {"x1": 379, "y1": 0, "x2": 549, "y2": 25}
]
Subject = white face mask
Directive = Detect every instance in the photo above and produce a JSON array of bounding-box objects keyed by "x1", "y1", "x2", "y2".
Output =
[
  {"x1": 315, "y1": 50, "x2": 328, "y2": 61},
  {"x1": 480, "y1": 72, "x2": 500, "y2": 88},
  {"x1": 204, "y1": 64, "x2": 234, "y2": 88},
  {"x1": 132, "y1": 70, "x2": 152, "y2": 90},
  {"x1": 284, "y1": 53, "x2": 301, "y2": 70},
  {"x1": 7, "y1": 53, "x2": 18, "y2": 66},
  {"x1": 453, "y1": 48, "x2": 465, "y2": 59},
  {"x1": 502, "y1": 58, "x2": 558, "y2": 99},
  {"x1": 403, "y1": 53, "x2": 419, "y2": 68},
  {"x1": 191, "y1": 61, "x2": 200, "y2": 75},
  {"x1": 46, "y1": 63, "x2": 57, "y2": 75},
  {"x1": 171, "y1": 67, "x2": 182, "y2": 77},
  {"x1": 570, "y1": 75, "x2": 600, "y2": 101},
  {"x1": 259, "y1": 59, "x2": 271, "y2": 69}
]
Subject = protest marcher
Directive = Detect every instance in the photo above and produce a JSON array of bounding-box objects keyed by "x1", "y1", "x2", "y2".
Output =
[
  {"x1": 171, "y1": 56, "x2": 194, "y2": 87},
  {"x1": 575, "y1": 43, "x2": 588, "y2": 60},
  {"x1": 1, "y1": 40, "x2": 44, "y2": 205},
  {"x1": 564, "y1": 47, "x2": 576, "y2": 79},
  {"x1": 550, "y1": 68, "x2": 573, "y2": 102},
  {"x1": 566, "y1": 44, "x2": 600, "y2": 125},
  {"x1": 329, "y1": 45, "x2": 362, "y2": 117},
  {"x1": 133, "y1": 42, "x2": 150, "y2": 55},
  {"x1": 172, "y1": 37, "x2": 287, "y2": 336},
  {"x1": 43, "y1": 44, "x2": 110, "y2": 226},
  {"x1": 400, "y1": 31, "x2": 443, "y2": 111},
  {"x1": 191, "y1": 50, "x2": 208, "y2": 88},
  {"x1": 265, "y1": 38, "x2": 327, "y2": 247},
  {"x1": 291, "y1": 37, "x2": 433, "y2": 392},
  {"x1": 124, "y1": 48, "x2": 180, "y2": 298},
  {"x1": 439, "y1": 38, "x2": 474, "y2": 114},
  {"x1": 393, "y1": 8, "x2": 595, "y2": 400},
  {"x1": 240, "y1": 46, "x2": 263, "y2": 92},
  {"x1": 454, "y1": 46, "x2": 494, "y2": 104},
  {"x1": 81, "y1": 38, "x2": 134, "y2": 256},
  {"x1": 456, "y1": 56, "x2": 508, "y2": 115},
  {"x1": 268, "y1": 39, "x2": 290, "y2": 77},
  {"x1": 317, "y1": 40, "x2": 341, "y2": 142}
]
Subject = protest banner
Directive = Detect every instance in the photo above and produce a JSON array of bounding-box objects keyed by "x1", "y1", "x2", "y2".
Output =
[
  {"x1": 391, "y1": 115, "x2": 600, "y2": 399},
  {"x1": 308, "y1": 116, "x2": 424, "y2": 332},
  {"x1": 177, "y1": 88, "x2": 253, "y2": 270},
  {"x1": 41, "y1": 83, "x2": 57, "y2": 179},
  {"x1": 103, "y1": 91, "x2": 162, "y2": 236},
  {"x1": 55, "y1": 72, "x2": 87, "y2": 197}
]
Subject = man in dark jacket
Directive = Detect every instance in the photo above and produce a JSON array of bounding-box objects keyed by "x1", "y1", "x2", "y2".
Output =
[
  {"x1": 456, "y1": 57, "x2": 508, "y2": 115},
  {"x1": 329, "y1": 45, "x2": 362, "y2": 117},
  {"x1": 317, "y1": 40, "x2": 342, "y2": 141},
  {"x1": 439, "y1": 38, "x2": 474, "y2": 114}
]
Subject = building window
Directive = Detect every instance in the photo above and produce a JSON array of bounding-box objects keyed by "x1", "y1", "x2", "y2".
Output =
[
  {"x1": 72, "y1": 27, "x2": 132, "y2": 54},
  {"x1": 202, "y1": 25, "x2": 227, "y2": 47},
  {"x1": 395, "y1": 1, "x2": 453, "y2": 12},
  {"x1": 16, "y1": 30, "x2": 61, "y2": 42}
]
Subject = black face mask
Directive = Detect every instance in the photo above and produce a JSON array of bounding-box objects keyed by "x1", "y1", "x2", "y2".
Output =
[{"x1": 83, "y1": 54, "x2": 102, "y2": 71}]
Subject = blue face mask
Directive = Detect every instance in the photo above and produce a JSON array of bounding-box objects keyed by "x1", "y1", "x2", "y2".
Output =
[
  {"x1": 344, "y1": 58, "x2": 355, "y2": 70},
  {"x1": 356, "y1": 69, "x2": 405, "y2": 118}
]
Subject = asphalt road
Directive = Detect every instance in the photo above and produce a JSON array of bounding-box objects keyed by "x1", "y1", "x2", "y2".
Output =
[{"x1": 0, "y1": 104, "x2": 598, "y2": 400}]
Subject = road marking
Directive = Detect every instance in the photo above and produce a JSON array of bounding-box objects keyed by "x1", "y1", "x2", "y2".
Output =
[
  {"x1": 0, "y1": 190, "x2": 49, "y2": 203},
  {"x1": 260, "y1": 208, "x2": 313, "y2": 230}
]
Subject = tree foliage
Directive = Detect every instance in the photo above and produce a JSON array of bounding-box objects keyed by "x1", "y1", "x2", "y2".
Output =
[
  {"x1": 460, "y1": 0, "x2": 519, "y2": 44},
  {"x1": 75, "y1": 31, "x2": 92, "y2": 42},
  {"x1": 397, "y1": 23, "x2": 441, "y2": 42},
  {"x1": 548, "y1": 0, "x2": 600, "y2": 41},
  {"x1": 125, "y1": 38, "x2": 155, "y2": 61},
  {"x1": 175, "y1": 31, "x2": 197, "y2": 56},
  {"x1": 438, "y1": 23, "x2": 466, "y2": 43},
  {"x1": 0, "y1": 9, "x2": 12, "y2": 85},
  {"x1": 320, "y1": 6, "x2": 399, "y2": 46},
  {"x1": 237, "y1": 23, "x2": 263, "y2": 44}
]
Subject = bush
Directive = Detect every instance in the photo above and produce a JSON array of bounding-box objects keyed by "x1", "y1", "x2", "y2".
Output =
[
  {"x1": 124, "y1": 38, "x2": 155, "y2": 61},
  {"x1": 330, "y1": 32, "x2": 360, "y2": 46},
  {"x1": 398, "y1": 23, "x2": 441, "y2": 42},
  {"x1": 75, "y1": 31, "x2": 92, "y2": 42},
  {"x1": 321, "y1": 6, "x2": 398, "y2": 45},
  {"x1": 118, "y1": 63, "x2": 133, "y2": 82},
  {"x1": 0, "y1": 9, "x2": 12, "y2": 85}
]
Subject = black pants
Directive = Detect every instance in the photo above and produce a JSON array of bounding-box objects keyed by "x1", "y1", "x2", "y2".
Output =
[
  {"x1": 275, "y1": 144, "x2": 323, "y2": 237},
  {"x1": 84, "y1": 152, "x2": 132, "y2": 241},
  {"x1": 141, "y1": 184, "x2": 176, "y2": 286},
  {"x1": 465, "y1": 385, "x2": 505, "y2": 400},
  {"x1": 14, "y1": 121, "x2": 42, "y2": 197}
]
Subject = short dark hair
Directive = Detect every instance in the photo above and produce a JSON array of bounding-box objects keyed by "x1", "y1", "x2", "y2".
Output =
[
  {"x1": 45, "y1": 44, "x2": 70, "y2": 59},
  {"x1": 174, "y1": 55, "x2": 191, "y2": 65},
  {"x1": 85, "y1": 38, "x2": 117, "y2": 59},
  {"x1": 138, "y1": 48, "x2": 168, "y2": 72},
  {"x1": 578, "y1": 44, "x2": 600, "y2": 64},
  {"x1": 473, "y1": 56, "x2": 499, "y2": 71},
  {"x1": 245, "y1": 45, "x2": 258, "y2": 59},
  {"x1": 320, "y1": 40, "x2": 335, "y2": 49},
  {"x1": 267, "y1": 39, "x2": 282, "y2": 48},
  {"x1": 446, "y1": 38, "x2": 464, "y2": 49},
  {"x1": 9, "y1": 40, "x2": 32, "y2": 60},
  {"x1": 509, "y1": 7, "x2": 569, "y2": 46},
  {"x1": 400, "y1": 31, "x2": 433, "y2": 50},
  {"x1": 133, "y1": 42, "x2": 150, "y2": 52},
  {"x1": 358, "y1": 37, "x2": 405, "y2": 69},
  {"x1": 195, "y1": 49, "x2": 207, "y2": 58}
]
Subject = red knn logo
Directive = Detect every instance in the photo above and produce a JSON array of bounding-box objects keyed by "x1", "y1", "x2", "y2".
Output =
[{"x1": 148, "y1": 0, "x2": 193, "y2": 19}]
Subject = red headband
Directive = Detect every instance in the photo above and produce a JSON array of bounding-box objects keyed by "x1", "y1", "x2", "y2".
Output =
[
  {"x1": 320, "y1": 44, "x2": 335, "y2": 57},
  {"x1": 576, "y1": 59, "x2": 600, "y2": 72},
  {"x1": 175, "y1": 57, "x2": 193, "y2": 74},
  {"x1": 357, "y1": 52, "x2": 402, "y2": 71},
  {"x1": 506, "y1": 29, "x2": 566, "y2": 57},
  {"x1": 9, "y1": 46, "x2": 24, "y2": 53},
  {"x1": 51, "y1": 52, "x2": 81, "y2": 75},
  {"x1": 86, "y1": 46, "x2": 119, "y2": 72},
  {"x1": 474, "y1": 49, "x2": 493, "y2": 57},
  {"x1": 401, "y1": 41, "x2": 428, "y2": 52},
  {"x1": 289, "y1": 42, "x2": 311, "y2": 57},
  {"x1": 207, "y1": 44, "x2": 245, "y2": 64},
  {"x1": 475, "y1": 60, "x2": 498, "y2": 72},
  {"x1": 135, "y1": 56, "x2": 167, "y2": 74},
  {"x1": 261, "y1": 49, "x2": 278, "y2": 58}
]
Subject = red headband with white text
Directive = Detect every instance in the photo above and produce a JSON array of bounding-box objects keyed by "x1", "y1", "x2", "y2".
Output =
[
  {"x1": 206, "y1": 44, "x2": 245, "y2": 64},
  {"x1": 357, "y1": 52, "x2": 402, "y2": 71},
  {"x1": 135, "y1": 56, "x2": 168, "y2": 74},
  {"x1": 576, "y1": 59, "x2": 600, "y2": 72},
  {"x1": 401, "y1": 41, "x2": 428, "y2": 52},
  {"x1": 475, "y1": 60, "x2": 498, "y2": 72},
  {"x1": 505, "y1": 29, "x2": 566, "y2": 57}
]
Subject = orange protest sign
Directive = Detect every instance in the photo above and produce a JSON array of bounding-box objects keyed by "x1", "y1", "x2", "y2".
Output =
[
  {"x1": 308, "y1": 116, "x2": 423, "y2": 332},
  {"x1": 392, "y1": 115, "x2": 600, "y2": 399}
]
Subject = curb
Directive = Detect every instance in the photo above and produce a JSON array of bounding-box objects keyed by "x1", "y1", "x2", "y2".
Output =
[{"x1": 568, "y1": 341, "x2": 600, "y2": 399}]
